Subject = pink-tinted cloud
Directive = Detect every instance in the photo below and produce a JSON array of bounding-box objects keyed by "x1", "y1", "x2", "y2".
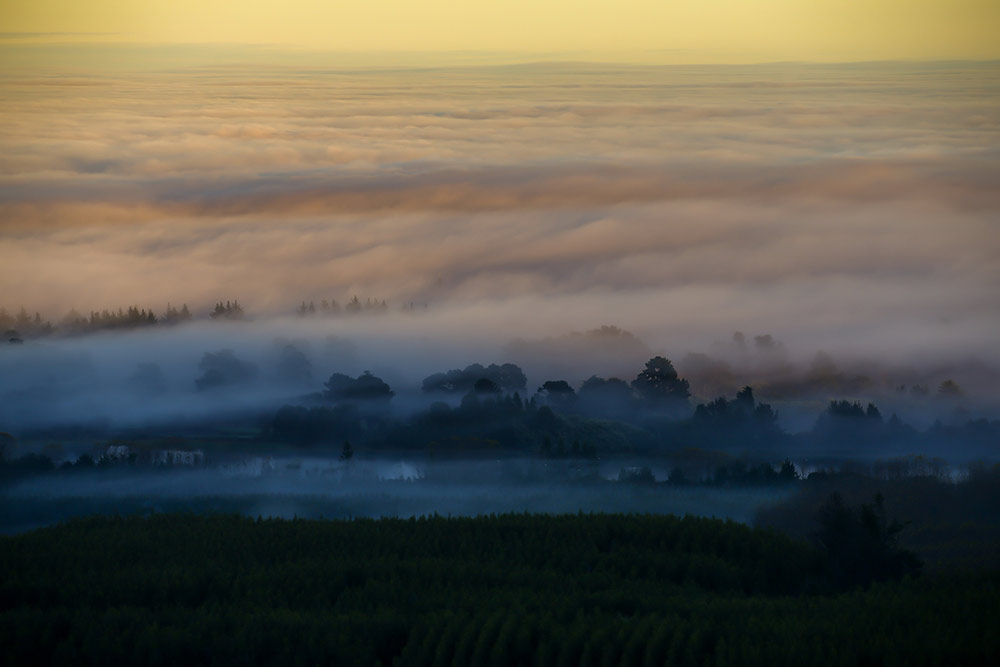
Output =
[{"x1": 0, "y1": 62, "x2": 997, "y2": 362}]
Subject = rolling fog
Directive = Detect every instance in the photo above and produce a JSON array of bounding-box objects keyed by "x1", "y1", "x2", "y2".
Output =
[
  {"x1": 2, "y1": 311, "x2": 992, "y2": 534},
  {"x1": 1, "y1": 312, "x2": 998, "y2": 435},
  {"x1": 0, "y1": 455, "x2": 796, "y2": 535},
  {"x1": 2, "y1": 62, "x2": 998, "y2": 336}
]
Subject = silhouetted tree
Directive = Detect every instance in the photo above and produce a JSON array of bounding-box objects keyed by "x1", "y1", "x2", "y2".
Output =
[
  {"x1": 814, "y1": 493, "x2": 921, "y2": 589},
  {"x1": 631, "y1": 357, "x2": 690, "y2": 411},
  {"x1": 473, "y1": 378, "x2": 501, "y2": 395},
  {"x1": 688, "y1": 385, "x2": 782, "y2": 449},
  {"x1": 323, "y1": 371, "x2": 394, "y2": 402},
  {"x1": 537, "y1": 380, "x2": 576, "y2": 412},
  {"x1": 779, "y1": 459, "x2": 799, "y2": 482},
  {"x1": 422, "y1": 363, "x2": 526, "y2": 394},
  {"x1": 531, "y1": 405, "x2": 559, "y2": 430},
  {"x1": 814, "y1": 400, "x2": 885, "y2": 447},
  {"x1": 162, "y1": 302, "x2": 193, "y2": 324},
  {"x1": 938, "y1": 379, "x2": 964, "y2": 398},
  {"x1": 339, "y1": 441, "x2": 354, "y2": 461},
  {"x1": 195, "y1": 349, "x2": 258, "y2": 391},
  {"x1": 754, "y1": 334, "x2": 782, "y2": 353},
  {"x1": 210, "y1": 300, "x2": 245, "y2": 321},
  {"x1": 578, "y1": 375, "x2": 633, "y2": 416},
  {"x1": 271, "y1": 342, "x2": 312, "y2": 385},
  {"x1": 813, "y1": 401, "x2": 884, "y2": 444}
]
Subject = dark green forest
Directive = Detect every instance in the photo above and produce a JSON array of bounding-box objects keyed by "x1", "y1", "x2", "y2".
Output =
[{"x1": 2, "y1": 512, "x2": 997, "y2": 666}]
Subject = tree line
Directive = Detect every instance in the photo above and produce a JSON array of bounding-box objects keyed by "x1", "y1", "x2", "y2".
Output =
[
  {"x1": 1, "y1": 294, "x2": 427, "y2": 341},
  {"x1": 262, "y1": 356, "x2": 997, "y2": 460},
  {"x1": 1, "y1": 303, "x2": 194, "y2": 339}
]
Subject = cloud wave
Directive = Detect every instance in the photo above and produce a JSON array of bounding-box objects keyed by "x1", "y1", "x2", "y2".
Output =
[{"x1": 1, "y1": 62, "x2": 997, "y2": 361}]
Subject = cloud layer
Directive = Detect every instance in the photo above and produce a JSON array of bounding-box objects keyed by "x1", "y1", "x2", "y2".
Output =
[{"x1": 1, "y1": 61, "x2": 998, "y2": 359}]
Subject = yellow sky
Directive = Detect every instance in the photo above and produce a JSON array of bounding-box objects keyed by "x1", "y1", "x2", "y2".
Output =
[{"x1": 2, "y1": 0, "x2": 998, "y2": 63}]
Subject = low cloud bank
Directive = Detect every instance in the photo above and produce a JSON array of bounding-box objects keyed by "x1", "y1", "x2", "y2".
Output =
[{"x1": 1, "y1": 62, "x2": 997, "y2": 422}]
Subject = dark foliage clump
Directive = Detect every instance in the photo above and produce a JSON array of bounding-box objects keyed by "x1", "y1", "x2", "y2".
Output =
[
  {"x1": 271, "y1": 404, "x2": 365, "y2": 444},
  {"x1": 536, "y1": 379, "x2": 576, "y2": 411},
  {"x1": 814, "y1": 492, "x2": 923, "y2": 588},
  {"x1": 421, "y1": 363, "x2": 527, "y2": 394},
  {"x1": 708, "y1": 459, "x2": 799, "y2": 487},
  {"x1": 577, "y1": 375, "x2": 633, "y2": 417},
  {"x1": 631, "y1": 356, "x2": 690, "y2": 411},
  {"x1": 194, "y1": 349, "x2": 258, "y2": 391},
  {"x1": 683, "y1": 386, "x2": 785, "y2": 450},
  {"x1": 813, "y1": 400, "x2": 885, "y2": 446},
  {"x1": 323, "y1": 371, "x2": 394, "y2": 402},
  {"x1": 0, "y1": 453, "x2": 54, "y2": 484}
]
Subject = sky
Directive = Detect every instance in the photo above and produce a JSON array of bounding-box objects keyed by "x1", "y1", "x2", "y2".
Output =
[
  {"x1": 2, "y1": 0, "x2": 999, "y2": 64},
  {"x1": 1, "y1": 3, "x2": 999, "y2": 363}
]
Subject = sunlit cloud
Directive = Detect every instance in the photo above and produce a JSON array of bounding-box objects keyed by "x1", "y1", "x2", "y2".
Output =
[{"x1": 0, "y1": 61, "x2": 997, "y2": 366}]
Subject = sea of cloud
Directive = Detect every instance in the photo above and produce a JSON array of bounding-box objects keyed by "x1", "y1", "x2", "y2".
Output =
[{"x1": 1, "y1": 60, "x2": 998, "y2": 360}]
